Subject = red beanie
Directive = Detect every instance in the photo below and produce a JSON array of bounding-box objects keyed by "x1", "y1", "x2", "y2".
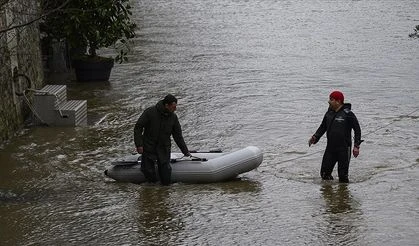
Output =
[{"x1": 329, "y1": 91, "x2": 344, "y2": 103}]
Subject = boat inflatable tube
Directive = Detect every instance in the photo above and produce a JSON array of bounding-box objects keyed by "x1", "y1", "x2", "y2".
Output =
[{"x1": 104, "y1": 146, "x2": 263, "y2": 184}]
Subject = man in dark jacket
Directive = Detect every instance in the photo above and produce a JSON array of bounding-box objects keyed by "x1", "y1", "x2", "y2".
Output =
[
  {"x1": 134, "y1": 94, "x2": 191, "y2": 185},
  {"x1": 308, "y1": 91, "x2": 362, "y2": 183}
]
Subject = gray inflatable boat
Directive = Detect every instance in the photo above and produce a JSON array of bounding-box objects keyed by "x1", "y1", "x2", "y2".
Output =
[{"x1": 104, "y1": 146, "x2": 263, "y2": 184}]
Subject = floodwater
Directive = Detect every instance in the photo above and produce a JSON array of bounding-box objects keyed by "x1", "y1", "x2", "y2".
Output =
[{"x1": 1, "y1": 0, "x2": 418, "y2": 245}]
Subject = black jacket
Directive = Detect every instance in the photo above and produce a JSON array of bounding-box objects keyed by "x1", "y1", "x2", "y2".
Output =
[
  {"x1": 134, "y1": 100, "x2": 189, "y2": 160},
  {"x1": 313, "y1": 103, "x2": 362, "y2": 149}
]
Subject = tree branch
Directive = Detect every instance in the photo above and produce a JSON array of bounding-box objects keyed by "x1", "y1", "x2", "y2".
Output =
[{"x1": 0, "y1": 0, "x2": 73, "y2": 34}]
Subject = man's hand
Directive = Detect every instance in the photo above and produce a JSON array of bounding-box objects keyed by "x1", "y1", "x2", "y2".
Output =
[
  {"x1": 308, "y1": 136, "x2": 316, "y2": 147},
  {"x1": 353, "y1": 146, "x2": 360, "y2": 158},
  {"x1": 136, "y1": 146, "x2": 143, "y2": 154}
]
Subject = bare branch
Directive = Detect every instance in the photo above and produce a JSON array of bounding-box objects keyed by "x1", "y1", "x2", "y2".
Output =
[{"x1": 0, "y1": 0, "x2": 73, "y2": 34}]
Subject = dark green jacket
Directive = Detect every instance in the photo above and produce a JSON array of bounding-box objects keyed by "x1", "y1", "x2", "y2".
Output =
[{"x1": 134, "y1": 100, "x2": 189, "y2": 161}]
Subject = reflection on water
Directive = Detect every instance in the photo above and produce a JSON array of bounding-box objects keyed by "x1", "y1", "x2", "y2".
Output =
[
  {"x1": 132, "y1": 179, "x2": 262, "y2": 245},
  {"x1": 319, "y1": 183, "x2": 363, "y2": 246},
  {"x1": 135, "y1": 187, "x2": 183, "y2": 244},
  {"x1": 321, "y1": 183, "x2": 353, "y2": 214}
]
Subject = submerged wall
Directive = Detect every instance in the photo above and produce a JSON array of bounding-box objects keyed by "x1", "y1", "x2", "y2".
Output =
[{"x1": 0, "y1": 0, "x2": 44, "y2": 144}]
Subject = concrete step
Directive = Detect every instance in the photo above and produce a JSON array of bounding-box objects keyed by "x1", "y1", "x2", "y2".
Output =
[
  {"x1": 55, "y1": 100, "x2": 87, "y2": 126},
  {"x1": 33, "y1": 85, "x2": 88, "y2": 126},
  {"x1": 34, "y1": 85, "x2": 67, "y2": 109}
]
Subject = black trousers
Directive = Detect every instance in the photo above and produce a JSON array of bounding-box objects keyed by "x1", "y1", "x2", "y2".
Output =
[
  {"x1": 320, "y1": 146, "x2": 351, "y2": 183},
  {"x1": 141, "y1": 154, "x2": 172, "y2": 185}
]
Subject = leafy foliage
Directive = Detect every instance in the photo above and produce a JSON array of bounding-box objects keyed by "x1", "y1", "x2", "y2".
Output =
[{"x1": 41, "y1": 0, "x2": 136, "y2": 63}]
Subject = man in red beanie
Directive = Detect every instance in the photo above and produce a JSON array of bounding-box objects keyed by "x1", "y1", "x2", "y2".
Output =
[{"x1": 308, "y1": 90, "x2": 363, "y2": 183}]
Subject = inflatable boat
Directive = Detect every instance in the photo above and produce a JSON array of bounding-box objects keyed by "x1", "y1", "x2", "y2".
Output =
[{"x1": 104, "y1": 146, "x2": 263, "y2": 184}]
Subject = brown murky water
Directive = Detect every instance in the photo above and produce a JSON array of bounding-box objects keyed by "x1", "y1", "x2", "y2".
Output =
[{"x1": 1, "y1": 0, "x2": 418, "y2": 245}]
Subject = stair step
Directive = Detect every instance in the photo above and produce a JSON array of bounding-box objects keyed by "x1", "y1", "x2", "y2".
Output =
[
  {"x1": 55, "y1": 100, "x2": 87, "y2": 126},
  {"x1": 33, "y1": 85, "x2": 88, "y2": 127},
  {"x1": 34, "y1": 85, "x2": 67, "y2": 108}
]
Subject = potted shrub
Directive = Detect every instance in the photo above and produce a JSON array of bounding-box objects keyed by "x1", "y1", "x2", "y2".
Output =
[{"x1": 41, "y1": 0, "x2": 136, "y2": 81}]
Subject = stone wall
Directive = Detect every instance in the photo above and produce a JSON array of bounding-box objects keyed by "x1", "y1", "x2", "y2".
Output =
[{"x1": 0, "y1": 0, "x2": 44, "y2": 144}]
